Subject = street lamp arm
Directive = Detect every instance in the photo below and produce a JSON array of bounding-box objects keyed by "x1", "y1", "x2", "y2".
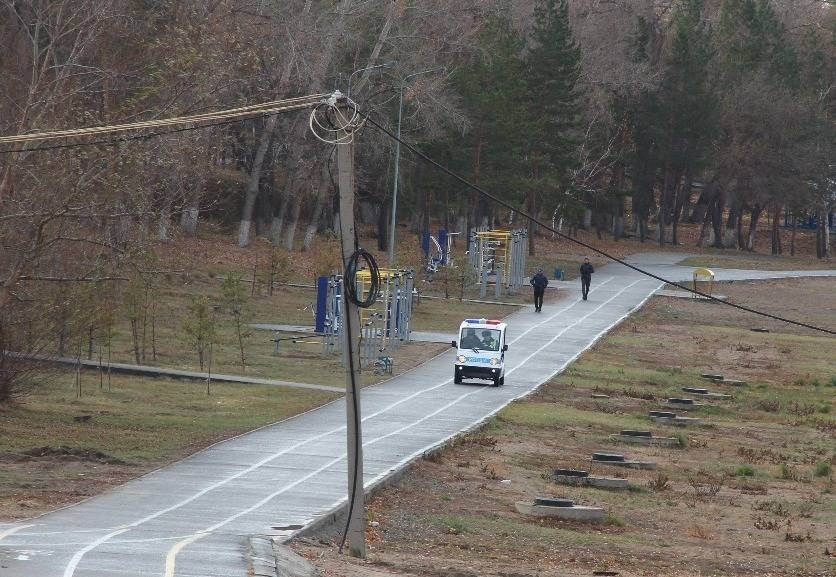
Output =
[
  {"x1": 347, "y1": 60, "x2": 397, "y2": 99},
  {"x1": 387, "y1": 66, "x2": 446, "y2": 266}
]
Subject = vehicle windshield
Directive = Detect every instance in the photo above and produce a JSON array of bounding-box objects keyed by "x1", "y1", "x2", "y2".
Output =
[{"x1": 459, "y1": 327, "x2": 500, "y2": 351}]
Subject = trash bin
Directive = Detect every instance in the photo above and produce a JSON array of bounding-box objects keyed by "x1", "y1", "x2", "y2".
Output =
[{"x1": 553, "y1": 268, "x2": 564, "y2": 280}]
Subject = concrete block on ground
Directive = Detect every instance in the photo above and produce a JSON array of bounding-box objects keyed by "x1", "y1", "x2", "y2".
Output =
[
  {"x1": 665, "y1": 398, "x2": 705, "y2": 410},
  {"x1": 552, "y1": 473, "x2": 629, "y2": 489},
  {"x1": 610, "y1": 434, "x2": 679, "y2": 447},
  {"x1": 515, "y1": 501, "x2": 604, "y2": 522},
  {"x1": 649, "y1": 410, "x2": 677, "y2": 418},
  {"x1": 591, "y1": 452, "x2": 656, "y2": 469},
  {"x1": 683, "y1": 387, "x2": 732, "y2": 399},
  {"x1": 650, "y1": 415, "x2": 702, "y2": 426},
  {"x1": 619, "y1": 429, "x2": 652, "y2": 437}
]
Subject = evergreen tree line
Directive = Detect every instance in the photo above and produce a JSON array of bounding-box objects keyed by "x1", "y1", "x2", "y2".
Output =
[
  {"x1": 426, "y1": 0, "x2": 834, "y2": 258},
  {"x1": 0, "y1": 1, "x2": 834, "y2": 399}
]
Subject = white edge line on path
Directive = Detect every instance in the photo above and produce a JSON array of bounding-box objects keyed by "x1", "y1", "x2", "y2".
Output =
[{"x1": 0, "y1": 524, "x2": 35, "y2": 542}]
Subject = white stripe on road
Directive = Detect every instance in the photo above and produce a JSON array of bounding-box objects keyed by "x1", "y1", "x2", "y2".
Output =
[{"x1": 0, "y1": 524, "x2": 35, "y2": 542}]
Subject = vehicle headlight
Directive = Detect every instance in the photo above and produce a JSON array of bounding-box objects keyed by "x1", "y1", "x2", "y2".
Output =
[
  {"x1": 489, "y1": 357, "x2": 499, "y2": 366},
  {"x1": 457, "y1": 355, "x2": 466, "y2": 363}
]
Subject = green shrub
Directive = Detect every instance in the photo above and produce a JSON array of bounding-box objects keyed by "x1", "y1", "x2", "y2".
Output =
[
  {"x1": 604, "y1": 513, "x2": 626, "y2": 527},
  {"x1": 813, "y1": 462, "x2": 832, "y2": 477},
  {"x1": 779, "y1": 463, "x2": 792, "y2": 479},
  {"x1": 737, "y1": 465, "x2": 756, "y2": 477},
  {"x1": 440, "y1": 515, "x2": 470, "y2": 535}
]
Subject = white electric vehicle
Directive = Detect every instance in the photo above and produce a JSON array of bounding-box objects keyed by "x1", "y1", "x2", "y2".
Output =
[{"x1": 451, "y1": 318, "x2": 508, "y2": 386}]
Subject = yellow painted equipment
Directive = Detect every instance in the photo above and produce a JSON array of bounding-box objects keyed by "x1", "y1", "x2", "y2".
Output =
[{"x1": 692, "y1": 267, "x2": 715, "y2": 297}]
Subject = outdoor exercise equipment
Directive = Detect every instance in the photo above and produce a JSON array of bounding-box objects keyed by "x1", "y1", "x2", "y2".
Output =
[
  {"x1": 421, "y1": 229, "x2": 460, "y2": 278},
  {"x1": 692, "y1": 267, "x2": 715, "y2": 297},
  {"x1": 468, "y1": 229, "x2": 529, "y2": 298},
  {"x1": 314, "y1": 269, "x2": 415, "y2": 369}
]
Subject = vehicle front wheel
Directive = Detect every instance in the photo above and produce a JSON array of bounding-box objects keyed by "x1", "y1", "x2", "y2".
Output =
[
  {"x1": 499, "y1": 375, "x2": 505, "y2": 386},
  {"x1": 454, "y1": 372, "x2": 462, "y2": 384},
  {"x1": 493, "y1": 376, "x2": 501, "y2": 387}
]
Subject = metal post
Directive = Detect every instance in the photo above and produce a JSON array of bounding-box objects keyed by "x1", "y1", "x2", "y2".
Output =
[
  {"x1": 388, "y1": 67, "x2": 445, "y2": 266},
  {"x1": 387, "y1": 87, "x2": 405, "y2": 266},
  {"x1": 334, "y1": 96, "x2": 366, "y2": 558}
]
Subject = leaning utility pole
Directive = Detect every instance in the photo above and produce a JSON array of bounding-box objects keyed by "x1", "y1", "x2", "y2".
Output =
[{"x1": 334, "y1": 94, "x2": 366, "y2": 558}]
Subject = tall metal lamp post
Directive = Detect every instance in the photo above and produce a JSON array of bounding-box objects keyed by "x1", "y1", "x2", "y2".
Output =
[{"x1": 388, "y1": 67, "x2": 445, "y2": 266}]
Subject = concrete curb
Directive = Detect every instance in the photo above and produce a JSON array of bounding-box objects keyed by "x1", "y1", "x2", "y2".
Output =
[{"x1": 248, "y1": 536, "x2": 319, "y2": 577}]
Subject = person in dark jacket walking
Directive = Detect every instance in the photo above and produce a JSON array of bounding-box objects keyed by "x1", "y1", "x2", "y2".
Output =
[
  {"x1": 580, "y1": 257, "x2": 594, "y2": 300},
  {"x1": 530, "y1": 268, "x2": 548, "y2": 312}
]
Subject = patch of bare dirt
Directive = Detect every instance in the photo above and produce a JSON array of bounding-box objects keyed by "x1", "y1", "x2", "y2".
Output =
[
  {"x1": 292, "y1": 277, "x2": 836, "y2": 577},
  {"x1": 0, "y1": 456, "x2": 141, "y2": 521}
]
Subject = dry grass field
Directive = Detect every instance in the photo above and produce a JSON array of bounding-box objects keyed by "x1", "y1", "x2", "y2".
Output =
[{"x1": 292, "y1": 277, "x2": 836, "y2": 577}]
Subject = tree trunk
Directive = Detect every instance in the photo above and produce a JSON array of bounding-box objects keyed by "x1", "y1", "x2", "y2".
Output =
[
  {"x1": 711, "y1": 191, "x2": 724, "y2": 249},
  {"x1": 527, "y1": 190, "x2": 536, "y2": 256},
  {"x1": 672, "y1": 170, "x2": 690, "y2": 246},
  {"x1": 771, "y1": 202, "x2": 781, "y2": 255},
  {"x1": 658, "y1": 166, "x2": 671, "y2": 247},
  {"x1": 180, "y1": 205, "x2": 200, "y2": 235},
  {"x1": 610, "y1": 164, "x2": 625, "y2": 241},
  {"x1": 697, "y1": 208, "x2": 711, "y2": 247},
  {"x1": 348, "y1": 0, "x2": 399, "y2": 96},
  {"x1": 746, "y1": 204, "x2": 761, "y2": 251},
  {"x1": 238, "y1": 116, "x2": 277, "y2": 247},
  {"x1": 303, "y1": 159, "x2": 332, "y2": 251},
  {"x1": 282, "y1": 194, "x2": 303, "y2": 250}
]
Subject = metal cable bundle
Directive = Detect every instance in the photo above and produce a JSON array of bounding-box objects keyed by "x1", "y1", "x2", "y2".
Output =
[{"x1": 344, "y1": 248, "x2": 380, "y2": 308}]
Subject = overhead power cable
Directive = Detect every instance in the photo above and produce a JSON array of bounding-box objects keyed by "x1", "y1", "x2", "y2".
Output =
[
  {"x1": 362, "y1": 113, "x2": 835, "y2": 336},
  {"x1": 0, "y1": 93, "x2": 328, "y2": 147},
  {"x1": 0, "y1": 114, "x2": 279, "y2": 155}
]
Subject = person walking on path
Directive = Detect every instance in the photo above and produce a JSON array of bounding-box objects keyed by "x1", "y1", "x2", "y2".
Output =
[
  {"x1": 580, "y1": 257, "x2": 594, "y2": 300},
  {"x1": 530, "y1": 268, "x2": 548, "y2": 312}
]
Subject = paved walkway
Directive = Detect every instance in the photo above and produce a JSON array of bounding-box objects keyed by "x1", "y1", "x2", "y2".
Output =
[{"x1": 1, "y1": 254, "x2": 834, "y2": 577}]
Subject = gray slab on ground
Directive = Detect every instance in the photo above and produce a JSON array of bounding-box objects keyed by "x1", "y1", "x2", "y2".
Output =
[
  {"x1": 651, "y1": 415, "x2": 702, "y2": 426},
  {"x1": 551, "y1": 474, "x2": 628, "y2": 489},
  {"x1": 609, "y1": 434, "x2": 680, "y2": 447},
  {"x1": 1, "y1": 254, "x2": 833, "y2": 577},
  {"x1": 591, "y1": 458, "x2": 657, "y2": 470},
  {"x1": 515, "y1": 501, "x2": 604, "y2": 521}
]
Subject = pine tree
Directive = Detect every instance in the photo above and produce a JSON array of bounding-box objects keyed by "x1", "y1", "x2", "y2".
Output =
[
  {"x1": 718, "y1": 0, "x2": 800, "y2": 90},
  {"x1": 449, "y1": 14, "x2": 531, "y2": 227},
  {"x1": 524, "y1": 0, "x2": 582, "y2": 253},
  {"x1": 657, "y1": 0, "x2": 717, "y2": 245},
  {"x1": 525, "y1": 0, "x2": 582, "y2": 179}
]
